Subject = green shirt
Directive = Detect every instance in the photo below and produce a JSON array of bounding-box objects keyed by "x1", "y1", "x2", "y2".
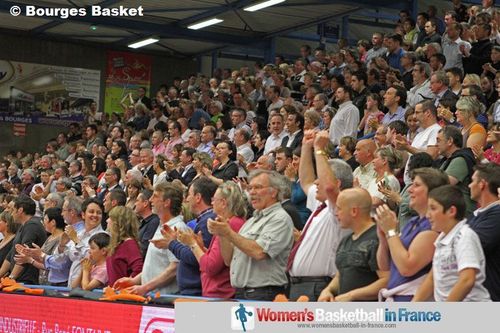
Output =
[
  {"x1": 441, "y1": 156, "x2": 476, "y2": 217},
  {"x1": 230, "y1": 202, "x2": 294, "y2": 288}
]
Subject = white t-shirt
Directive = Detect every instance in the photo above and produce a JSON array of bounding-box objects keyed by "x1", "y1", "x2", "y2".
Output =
[
  {"x1": 404, "y1": 123, "x2": 441, "y2": 185},
  {"x1": 367, "y1": 174, "x2": 400, "y2": 202},
  {"x1": 142, "y1": 215, "x2": 187, "y2": 295},
  {"x1": 433, "y1": 220, "x2": 491, "y2": 302}
]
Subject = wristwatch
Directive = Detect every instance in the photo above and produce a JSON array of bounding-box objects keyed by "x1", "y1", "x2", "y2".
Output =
[
  {"x1": 315, "y1": 150, "x2": 328, "y2": 157},
  {"x1": 386, "y1": 229, "x2": 398, "y2": 239}
]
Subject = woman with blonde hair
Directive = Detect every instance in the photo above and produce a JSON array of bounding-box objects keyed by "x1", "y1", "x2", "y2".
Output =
[
  {"x1": 192, "y1": 152, "x2": 213, "y2": 182},
  {"x1": 126, "y1": 178, "x2": 142, "y2": 210},
  {"x1": 106, "y1": 206, "x2": 143, "y2": 286},
  {"x1": 462, "y1": 73, "x2": 481, "y2": 88},
  {"x1": 303, "y1": 109, "x2": 321, "y2": 130},
  {"x1": 456, "y1": 96, "x2": 487, "y2": 148},
  {"x1": 0, "y1": 211, "x2": 19, "y2": 265},
  {"x1": 368, "y1": 146, "x2": 403, "y2": 207},
  {"x1": 177, "y1": 182, "x2": 247, "y2": 298}
]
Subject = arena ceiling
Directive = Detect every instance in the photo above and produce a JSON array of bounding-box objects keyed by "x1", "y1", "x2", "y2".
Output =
[{"x1": 0, "y1": 0, "x2": 417, "y2": 58}]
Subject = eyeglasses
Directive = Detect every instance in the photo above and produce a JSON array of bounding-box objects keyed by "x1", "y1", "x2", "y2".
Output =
[{"x1": 247, "y1": 185, "x2": 270, "y2": 191}]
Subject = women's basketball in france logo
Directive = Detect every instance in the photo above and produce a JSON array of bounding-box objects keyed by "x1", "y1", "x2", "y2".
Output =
[{"x1": 231, "y1": 304, "x2": 255, "y2": 331}]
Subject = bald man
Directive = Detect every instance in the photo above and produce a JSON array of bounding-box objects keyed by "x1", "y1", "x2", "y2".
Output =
[
  {"x1": 352, "y1": 139, "x2": 377, "y2": 189},
  {"x1": 318, "y1": 188, "x2": 389, "y2": 301}
]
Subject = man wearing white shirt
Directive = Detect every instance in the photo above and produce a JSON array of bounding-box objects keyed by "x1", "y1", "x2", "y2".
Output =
[
  {"x1": 235, "y1": 128, "x2": 254, "y2": 165},
  {"x1": 329, "y1": 86, "x2": 360, "y2": 146},
  {"x1": 228, "y1": 109, "x2": 251, "y2": 142},
  {"x1": 281, "y1": 111, "x2": 304, "y2": 151},
  {"x1": 288, "y1": 131, "x2": 353, "y2": 301},
  {"x1": 198, "y1": 125, "x2": 216, "y2": 158},
  {"x1": 264, "y1": 113, "x2": 287, "y2": 155},
  {"x1": 395, "y1": 100, "x2": 441, "y2": 185}
]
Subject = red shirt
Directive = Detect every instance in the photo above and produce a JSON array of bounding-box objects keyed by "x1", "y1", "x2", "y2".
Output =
[
  {"x1": 106, "y1": 239, "x2": 144, "y2": 287},
  {"x1": 199, "y1": 216, "x2": 245, "y2": 298}
]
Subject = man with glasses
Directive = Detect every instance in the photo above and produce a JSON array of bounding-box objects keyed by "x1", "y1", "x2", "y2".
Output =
[
  {"x1": 128, "y1": 148, "x2": 141, "y2": 170},
  {"x1": 208, "y1": 170, "x2": 293, "y2": 301}
]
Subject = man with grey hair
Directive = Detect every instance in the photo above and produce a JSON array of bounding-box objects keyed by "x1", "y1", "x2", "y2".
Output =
[
  {"x1": 43, "y1": 196, "x2": 85, "y2": 287},
  {"x1": 139, "y1": 148, "x2": 155, "y2": 184},
  {"x1": 20, "y1": 169, "x2": 35, "y2": 196},
  {"x1": 430, "y1": 70, "x2": 458, "y2": 109},
  {"x1": 199, "y1": 125, "x2": 215, "y2": 158},
  {"x1": 288, "y1": 130, "x2": 353, "y2": 301},
  {"x1": 45, "y1": 192, "x2": 64, "y2": 209},
  {"x1": 185, "y1": 129, "x2": 201, "y2": 150},
  {"x1": 56, "y1": 177, "x2": 72, "y2": 194},
  {"x1": 208, "y1": 170, "x2": 294, "y2": 301},
  {"x1": 407, "y1": 61, "x2": 433, "y2": 107}
]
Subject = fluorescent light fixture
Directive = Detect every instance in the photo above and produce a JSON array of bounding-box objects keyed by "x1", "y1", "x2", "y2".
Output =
[
  {"x1": 188, "y1": 18, "x2": 223, "y2": 30},
  {"x1": 128, "y1": 37, "x2": 159, "y2": 49},
  {"x1": 244, "y1": 0, "x2": 285, "y2": 12}
]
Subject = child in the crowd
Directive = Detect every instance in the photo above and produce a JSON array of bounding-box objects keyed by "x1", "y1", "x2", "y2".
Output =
[
  {"x1": 73, "y1": 232, "x2": 110, "y2": 290},
  {"x1": 413, "y1": 185, "x2": 491, "y2": 302}
]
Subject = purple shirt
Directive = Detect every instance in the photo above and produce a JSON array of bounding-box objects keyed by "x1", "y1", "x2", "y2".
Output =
[{"x1": 387, "y1": 216, "x2": 435, "y2": 300}]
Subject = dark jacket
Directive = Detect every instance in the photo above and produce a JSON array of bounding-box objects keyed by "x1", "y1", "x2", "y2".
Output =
[
  {"x1": 212, "y1": 161, "x2": 238, "y2": 182},
  {"x1": 463, "y1": 38, "x2": 493, "y2": 75},
  {"x1": 281, "y1": 130, "x2": 304, "y2": 152},
  {"x1": 168, "y1": 166, "x2": 197, "y2": 186}
]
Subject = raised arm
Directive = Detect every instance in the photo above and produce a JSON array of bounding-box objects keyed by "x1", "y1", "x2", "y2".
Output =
[
  {"x1": 299, "y1": 129, "x2": 318, "y2": 195},
  {"x1": 313, "y1": 130, "x2": 340, "y2": 207}
]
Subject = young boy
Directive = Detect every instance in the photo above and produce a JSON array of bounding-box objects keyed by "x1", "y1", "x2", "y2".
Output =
[
  {"x1": 73, "y1": 232, "x2": 110, "y2": 290},
  {"x1": 413, "y1": 185, "x2": 490, "y2": 302}
]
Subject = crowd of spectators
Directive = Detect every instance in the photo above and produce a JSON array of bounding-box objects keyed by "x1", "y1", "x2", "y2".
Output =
[{"x1": 0, "y1": 1, "x2": 500, "y2": 302}]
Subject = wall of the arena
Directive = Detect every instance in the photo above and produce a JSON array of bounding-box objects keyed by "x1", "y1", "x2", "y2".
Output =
[{"x1": 0, "y1": 31, "x2": 198, "y2": 156}]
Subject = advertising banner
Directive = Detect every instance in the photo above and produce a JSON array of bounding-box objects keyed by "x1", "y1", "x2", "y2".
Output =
[
  {"x1": 104, "y1": 51, "x2": 152, "y2": 115},
  {"x1": 0, "y1": 59, "x2": 100, "y2": 126},
  {"x1": 0, "y1": 293, "x2": 174, "y2": 333},
  {"x1": 176, "y1": 302, "x2": 500, "y2": 332}
]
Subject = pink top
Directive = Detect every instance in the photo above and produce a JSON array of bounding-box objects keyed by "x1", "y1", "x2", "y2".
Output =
[
  {"x1": 106, "y1": 239, "x2": 144, "y2": 287},
  {"x1": 91, "y1": 262, "x2": 108, "y2": 287},
  {"x1": 165, "y1": 137, "x2": 184, "y2": 160},
  {"x1": 199, "y1": 216, "x2": 245, "y2": 298},
  {"x1": 484, "y1": 148, "x2": 500, "y2": 165},
  {"x1": 152, "y1": 143, "x2": 167, "y2": 157}
]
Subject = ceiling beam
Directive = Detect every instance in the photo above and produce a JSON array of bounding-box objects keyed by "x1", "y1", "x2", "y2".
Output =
[
  {"x1": 265, "y1": 7, "x2": 363, "y2": 38},
  {"x1": 348, "y1": 18, "x2": 397, "y2": 29},
  {"x1": 274, "y1": 0, "x2": 408, "y2": 11},
  {"x1": 0, "y1": 1, "x2": 263, "y2": 46},
  {"x1": 29, "y1": 0, "x2": 123, "y2": 34}
]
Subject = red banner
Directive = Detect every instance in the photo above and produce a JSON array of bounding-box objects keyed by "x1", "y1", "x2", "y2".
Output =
[
  {"x1": 104, "y1": 51, "x2": 152, "y2": 115},
  {"x1": 0, "y1": 293, "x2": 175, "y2": 333}
]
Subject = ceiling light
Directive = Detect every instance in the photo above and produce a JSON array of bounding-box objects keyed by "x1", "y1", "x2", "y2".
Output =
[
  {"x1": 128, "y1": 37, "x2": 160, "y2": 49},
  {"x1": 188, "y1": 18, "x2": 223, "y2": 30},
  {"x1": 244, "y1": 0, "x2": 285, "y2": 12}
]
